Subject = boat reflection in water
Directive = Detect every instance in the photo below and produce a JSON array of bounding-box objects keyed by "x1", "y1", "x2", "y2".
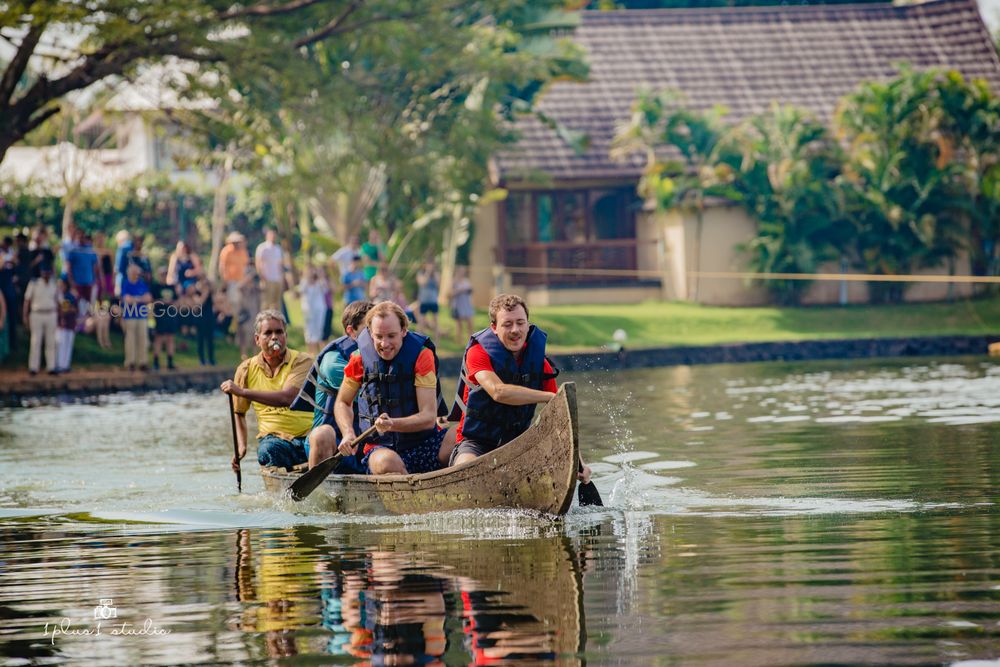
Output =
[{"x1": 233, "y1": 524, "x2": 586, "y2": 664}]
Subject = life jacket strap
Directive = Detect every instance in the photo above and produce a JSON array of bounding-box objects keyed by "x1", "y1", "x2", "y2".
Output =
[{"x1": 291, "y1": 365, "x2": 330, "y2": 414}]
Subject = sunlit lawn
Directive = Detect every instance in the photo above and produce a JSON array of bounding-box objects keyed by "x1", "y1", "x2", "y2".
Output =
[{"x1": 3, "y1": 294, "x2": 997, "y2": 372}]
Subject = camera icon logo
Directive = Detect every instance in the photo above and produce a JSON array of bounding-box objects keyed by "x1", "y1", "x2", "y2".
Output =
[{"x1": 93, "y1": 599, "x2": 117, "y2": 620}]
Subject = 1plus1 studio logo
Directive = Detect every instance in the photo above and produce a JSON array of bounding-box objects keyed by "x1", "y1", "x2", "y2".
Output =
[
  {"x1": 43, "y1": 598, "x2": 171, "y2": 644},
  {"x1": 94, "y1": 599, "x2": 117, "y2": 620}
]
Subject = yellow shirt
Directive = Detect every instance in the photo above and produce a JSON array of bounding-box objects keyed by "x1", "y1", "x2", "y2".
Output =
[{"x1": 234, "y1": 349, "x2": 314, "y2": 440}]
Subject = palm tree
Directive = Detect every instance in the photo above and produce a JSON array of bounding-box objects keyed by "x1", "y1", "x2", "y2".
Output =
[
  {"x1": 612, "y1": 90, "x2": 738, "y2": 301},
  {"x1": 835, "y1": 68, "x2": 966, "y2": 303},
  {"x1": 937, "y1": 71, "x2": 1000, "y2": 293},
  {"x1": 728, "y1": 104, "x2": 848, "y2": 305}
]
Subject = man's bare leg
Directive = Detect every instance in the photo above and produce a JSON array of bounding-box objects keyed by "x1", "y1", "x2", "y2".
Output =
[
  {"x1": 452, "y1": 451, "x2": 478, "y2": 467},
  {"x1": 308, "y1": 425, "x2": 337, "y2": 469},
  {"x1": 367, "y1": 447, "x2": 408, "y2": 475},
  {"x1": 437, "y1": 427, "x2": 456, "y2": 466}
]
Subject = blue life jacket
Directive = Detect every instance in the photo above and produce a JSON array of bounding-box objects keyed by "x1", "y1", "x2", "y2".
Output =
[
  {"x1": 450, "y1": 325, "x2": 558, "y2": 447},
  {"x1": 357, "y1": 328, "x2": 448, "y2": 451},
  {"x1": 289, "y1": 334, "x2": 366, "y2": 474},
  {"x1": 290, "y1": 334, "x2": 357, "y2": 422}
]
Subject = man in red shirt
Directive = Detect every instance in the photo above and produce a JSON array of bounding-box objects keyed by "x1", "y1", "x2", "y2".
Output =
[
  {"x1": 450, "y1": 294, "x2": 591, "y2": 482},
  {"x1": 334, "y1": 301, "x2": 453, "y2": 475}
]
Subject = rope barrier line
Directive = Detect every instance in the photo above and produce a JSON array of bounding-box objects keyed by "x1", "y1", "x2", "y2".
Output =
[{"x1": 484, "y1": 265, "x2": 1000, "y2": 284}]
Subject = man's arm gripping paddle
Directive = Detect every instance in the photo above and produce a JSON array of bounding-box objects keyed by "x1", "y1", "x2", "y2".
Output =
[{"x1": 287, "y1": 424, "x2": 379, "y2": 501}]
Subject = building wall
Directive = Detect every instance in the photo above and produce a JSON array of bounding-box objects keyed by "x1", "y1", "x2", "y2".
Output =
[
  {"x1": 801, "y1": 258, "x2": 975, "y2": 304},
  {"x1": 482, "y1": 196, "x2": 975, "y2": 308},
  {"x1": 639, "y1": 205, "x2": 770, "y2": 306}
]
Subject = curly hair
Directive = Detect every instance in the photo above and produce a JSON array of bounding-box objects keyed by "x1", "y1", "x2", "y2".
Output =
[{"x1": 488, "y1": 293, "x2": 529, "y2": 325}]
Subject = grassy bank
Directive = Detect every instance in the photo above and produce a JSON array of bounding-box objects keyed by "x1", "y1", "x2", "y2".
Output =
[
  {"x1": 2, "y1": 296, "x2": 998, "y2": 372},
  {"x1": 527, "y1": 297, "x2": 1000, "y2": 352}
]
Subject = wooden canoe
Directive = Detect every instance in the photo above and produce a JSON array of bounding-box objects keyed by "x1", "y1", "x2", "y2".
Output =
[{"x1": 260, "y1": 382, "x2": 580, "y2": 515}]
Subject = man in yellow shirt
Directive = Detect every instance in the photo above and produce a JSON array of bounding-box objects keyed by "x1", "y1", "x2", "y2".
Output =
[{"x1": 221, "y1": 309, "x2": 314, "y2": 471}]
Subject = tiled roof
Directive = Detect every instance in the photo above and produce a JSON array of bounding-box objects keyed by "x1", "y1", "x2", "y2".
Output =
[{"x1": 495, "y1": 0, "x2": 1000, "y2": 183}]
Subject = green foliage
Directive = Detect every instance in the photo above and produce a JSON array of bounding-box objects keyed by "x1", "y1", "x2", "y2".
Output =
[
  {"x1": 619, "y1": 68, "x2": 1000, "y2": 306},
  {"x1": 0, "y1": 176, "x2": 275, "y2": 258},
  {"x1": 523, "y1": 297, "x2": 1000, "y2": 350},
  {"x1": 935, "y1": 71, "x2": 1000, "y2": 288},
  {"x1": 730, "y1": 104, "x2": 848, "y2": 304},
  {"x1": 836, "y1": 68, "x2": 969, "y2": 303},
  {"x1": 612, "y1": 89, "x2": 740, "y2": 301},
  {"x1": 612, "y1": 90, "x2": 738, "y2": 212},
  {"x1": 584, "y1": 1, "x2": 889, "y2": 7}
]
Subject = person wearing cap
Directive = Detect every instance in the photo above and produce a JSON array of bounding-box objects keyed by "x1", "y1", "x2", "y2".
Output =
[
  {"x1": 23, "y1": 263, "x2": 59, "y2": 374},
  {"x1": 219, "y1": 231, "x2": 248, "y2": 313}
]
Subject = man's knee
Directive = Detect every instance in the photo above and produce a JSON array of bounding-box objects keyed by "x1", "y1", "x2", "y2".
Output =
[
  {"x1": 368, "y1": 448, "x2": 406, "y2": 475},
  {"x1": 452, "y1": 452, "x2": 478, "y2": 467},
  {"x1": 257, "y1": 436, "x2": 303, "y2": 469},
  {"x1": 310, "y1": 425, "x2": 336, "y2": 448}
]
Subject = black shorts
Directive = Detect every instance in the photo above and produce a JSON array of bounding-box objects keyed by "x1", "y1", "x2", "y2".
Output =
[
  {"x1": 449, "y1": 437, "x2": 498, "y2": 465},
  {"x1": 419, "y1": 302, "x2": 439, "y2": 315}
]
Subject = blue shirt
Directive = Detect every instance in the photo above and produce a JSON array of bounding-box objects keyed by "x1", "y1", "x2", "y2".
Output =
[
  {"x1": 114, "y1": 241, "x2": 133, "y2": 277},
  {"x1": 313, "y1": 348, "x2": 352, "y2": 429},
  {"x1": 120, "y1": 278, "x2": 149, "y2": 319},
  {"x1": 342, "y1": 270, "x2": 366, "y2": 304},
  {"x1": 67, "y1": 245, "x2": 98, "y2": 285}
]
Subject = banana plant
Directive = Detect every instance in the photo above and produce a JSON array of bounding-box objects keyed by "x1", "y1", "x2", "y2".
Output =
[
  {"x1": 612, "y1": 89, "x2": 740, "y2": 301},
  {"x1": 729, "y1": 103, "x2": 848, "y2": 305}
]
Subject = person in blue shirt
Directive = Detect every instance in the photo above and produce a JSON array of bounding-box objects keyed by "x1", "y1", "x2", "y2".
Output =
[
  {"x1": 120, "y1": 263, "x2": 151, "y2": 371},
  {"x1": 341, "y1": 255, "x2": 367, "y2": 305},
  {"x1": 113, "y1": 229, "x2": 133, "y2": 296},
  {"x1": 66, "y1": 232, "x2": 100, "y2": 323},
  {"x1": 299, "y1": 300, "x2": 373, "y2": 471}
]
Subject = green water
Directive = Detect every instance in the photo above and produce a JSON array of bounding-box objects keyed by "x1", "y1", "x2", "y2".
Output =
[{"x1": 1, "y1": 357, "x2": 998, "y2": 665}]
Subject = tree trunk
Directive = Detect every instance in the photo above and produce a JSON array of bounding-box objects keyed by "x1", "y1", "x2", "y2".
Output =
[
  {"x1": 61, "y1": 188, "x2": 78, "y2": 240},
  {"x1": 274, "y1": 200, "x2": 299, "y2": 287},
  {"x1": 207, "y1": 155, "x2": 234, "y2": 281}
]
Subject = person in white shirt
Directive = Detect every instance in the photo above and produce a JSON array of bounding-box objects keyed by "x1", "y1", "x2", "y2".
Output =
[
  {"x1": 255, "y1": 228, "x2": 285, "y2": 311},
  {"x1": 331, "y1": 235, "x2": 360, "y2": 279},
  {"x1": 23, "y1": 264, "x2": 59, "y2": 374},
  {"x1": 298, "y1": 265, "x2": 329, "y2": 355}
]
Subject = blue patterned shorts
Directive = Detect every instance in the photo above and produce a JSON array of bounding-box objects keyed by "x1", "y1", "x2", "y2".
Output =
[{"x1": 362, "y1": 428, "x2": 445, "y2": 475}]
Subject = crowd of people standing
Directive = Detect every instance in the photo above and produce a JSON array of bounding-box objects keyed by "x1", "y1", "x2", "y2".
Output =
[
  {"x1": 0, "y1": 224, "x2": 254, "y2": 373},
  {"x1": 1, "y1": 222, "x2": 479, "y2": 373}
]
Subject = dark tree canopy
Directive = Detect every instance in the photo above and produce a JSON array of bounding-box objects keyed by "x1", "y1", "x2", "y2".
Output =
[{"x1": 583, "y1": 1, "x2": 890, "y2": 8}]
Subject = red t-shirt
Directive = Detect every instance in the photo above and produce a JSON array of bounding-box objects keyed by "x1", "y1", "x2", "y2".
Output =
[{"x1": 455, "y1": 342, "x2": 557, "y2": 443}]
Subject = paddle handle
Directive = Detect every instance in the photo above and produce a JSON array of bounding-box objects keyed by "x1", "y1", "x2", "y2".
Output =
[
  {"x1": 347, "y1": 423, "x2": 380, "y2": 453},
  {"x1": 228, "y1": 392, "x2": 241, "y2": 493}
]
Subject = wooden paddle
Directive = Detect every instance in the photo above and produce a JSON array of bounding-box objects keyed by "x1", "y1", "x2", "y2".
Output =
[
  {"x1": 577, "y1": 461, "x2": 603, "y2": 507},
  {"x1": 564, "y1": 382, "x2": 602, "y2": 507},
  {"x1": 288, "y1": 424, "x2": 379, "y2": 501},
  {"x1": 228, "y1": 393, "x2": 241, "y2": 493}
]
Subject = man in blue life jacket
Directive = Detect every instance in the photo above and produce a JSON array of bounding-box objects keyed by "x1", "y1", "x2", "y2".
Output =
[
  {"x1": 449, "y1": 293, "x2": 591, "y2": 482},
  {"x1": 334, "y1": 301, "x2": 453, "y2": 475},
  {"x1": 291, "y1": 300, "x2": 374, "y2": 471}
]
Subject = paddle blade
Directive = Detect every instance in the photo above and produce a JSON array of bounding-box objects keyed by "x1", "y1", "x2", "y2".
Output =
[
  {"x1": 578, "y1": 481, "x2": 603, "y2": 507},
  {"x1": 288, "y1": 454, "x2": 342, "y2": 502}
]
